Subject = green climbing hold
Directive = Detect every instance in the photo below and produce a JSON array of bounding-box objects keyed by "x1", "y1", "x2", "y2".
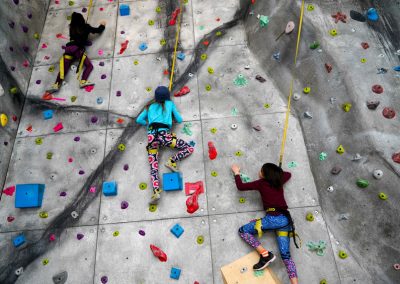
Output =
[
  {"x1": 319, "y1": 152, "x2": 328, "y2": 161},
  {"x1": 306, "y1": 240, "x2": 327, "y2": 256},
  {"x1": 34, "y1": 33, "x2": 40, "y2": 40},
  {"x1": 259, "y1": 15, "x2": 269, "y2": 27},
  {"x1": 239, "y1": 197, "x2": 246, "y2": 203},
  {"x1": 118, "y1": 143, "x2": 126, "y2": 151},
  {"x1": 240, "y1": 173, "x2": 251, "y2": 183},
  {"x1": 233, "y1": 74, "x2": 248, "y2": 87},
  {"x1": 181, "y1": 122, "x2": 193, "y2": 136},
  {"x1": 113, "y1": 231, "x2": 119, "y2": 237},
  {"x1": 35, "y1": 138, "x2": 43, "y2": 145},
  {"x1": 356, "y1": 179, "x2": 369, "y2": 188},
  {"x1": 48, "y1": 65, "x2": 55, "y2": 73},
  {"x1": 10, "y1": 87, "x2": 18, "y2": 95},
  {"x1": 288, "y1": 161, "x2": 298, "y2": 168},
  {"x1": 306, "y1": 213, "x2": 314, "y2": 221},
  {"x1": 139, "y1": 183, "x2": 147, "y2": 190},
  {"x1": 197, "y1": 235, "x2": 204, "y2": 245},
  {"x1": 338, "y1": 250, "x2": 348, "y2": 259},
  {"x1": 46, "y1": 152, "x2": 53, "y2": 160},
  {"x1": 254, "y1": 270, "x2": 264, "y2": 277},
  {"x1": 231, "y1": 107, "x2": 238, "y2": 116},
  {"x1": 310, "y1": 41, "x2": 320, "y2": 49},
  {"x1": 68, "y1": 1, "x2": 74, "y2": 6},
  {"x1": 71, "y1": 96, "x2": 77, "y2": 102},
  {"x1": 378, "y1": 192, "x2": 388, "y2": 200},
  {"x1": 149, "y1": 204, "x2": 157, "y2": 212},
  {"x1": 42, "y1": 259, "x2": 49, "y2": 265}
]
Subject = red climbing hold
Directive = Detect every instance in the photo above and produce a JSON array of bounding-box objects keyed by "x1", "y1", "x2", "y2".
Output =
[
  {"x1": 3, "y1": 186, "x2": 15, "y2": 196},
  {"x1": 186, "y1": 192, "x2": 199, "y2": 214},
  {"x1": 382, "y1": 107, "x2": 396, "y2": 119},
  {"x1": 150, "y1": 244, "x2": 167, "y2": 262},
  {"x1": 325, "y1": 63, "x2": 332, "y2": 73},
  {"x1": 361, "y1": 42, "x2": 369, "y2": 49},
  {"x1": 208, "y1": 141, "x2": 217, "y2": 160},
  {"x1": 174, "y1": 86, "x2": 190, "y2": 97},
  {"x1": 372, "y1": 84, "x2": 383, "y2": 94},
  {"x1": 7, "y1": 216, "x2": 15, "y2": 222},
  {"x1": 119, "y1": 40, "x2": 129, "y2": 55},
  {"x1": 392, "y1": 153, "x2": 400, "y2": 164},
  {"x1": 169, "y1": 8, "x2": 181, "y2": 26},
  {"x1": 203, "y1": 40, "x2": 210, "y2": 46},
  {"x1": 185, "y1": 181, "x2": 204, "y2": 196},
  {"x1": 42, "y1": 92, "x2": 53, "y2": 100},
  {"x1": 332, "y1": 12, "x2": 347, "y2": 23}
]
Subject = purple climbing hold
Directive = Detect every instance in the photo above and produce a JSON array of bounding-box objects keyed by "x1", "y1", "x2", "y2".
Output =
[
  {"x1": 9, "y1": 47, "x2": 14, "y2": 52},
  {"x1": 74, "y1": 136, "x2": 80, "y2": 142},
  {"x1": 121, "y1": 31, "x2": 125, "y2": 34},
  {"x1": 101, "y1": 276, "x2": 108, "y2": 284},
  {"x1": 13, "y1": 0, "x2": 19, "y2": 5},
  {"x1": 101, "y1": 74, "x2": 107, "y2": 79},
  {"x1": 9, "y1": 22, "x2": 15, "y2": 29},
  {"x1": 99, "y1": 61, "x2": 105, "y2": 66},
  {"x1": 23, "y1": 46, "x2": 29, "y2": 53},
  {"x1": 10, "y1": 66, "x2": 16, "y2": 71},
  {"x1": 139, "y1": 230, "x2": 145, "y2": 236},
  {"x1": 59, "y1": 191, "x2": 67, "y2": 197},
  {"x1": 82, "y1": 7, "x2": 87, "y2": 13},
  {"x1": 36, "y1": 80, "x2": 41, "y2": 85},
  {"x1": 27, "y1": 13, "x2": 32, "y2": 19},
  {"x1": 123, "y1": 164, "x2": 129, "y2": 171},
  {"x1": 91, "y1": 116, "x2": 98, "y2": 123},
  {"x1": 22, "y1": 26, "x2": 28, "y2": 33},
  {"x1": 121, "y1": 201, "x2": 129, "y2": 209},
  {"x1": 79, "y1": 170, "x2": 85, "y2": 175},
  {"x1": 77, "y1": 233, "x2": 84, "y2": 240},
  {"x1": 116, "y1": 91, "x2": 121, "y2": 97}
]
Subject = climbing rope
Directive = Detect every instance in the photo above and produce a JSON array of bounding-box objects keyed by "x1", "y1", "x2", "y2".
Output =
[
  {"x1": 278, "y1": 0, "x2": 305, "y2": 167},
  {"x1": 169, "y1": 0, "x2": 184, "y2": 91},
  {"x1": 86, "y1": 0, "x2": 94, "y2": 23}
]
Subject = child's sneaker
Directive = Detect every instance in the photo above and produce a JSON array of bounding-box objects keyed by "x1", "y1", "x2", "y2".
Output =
[
  {"x1": 79, "y1": 80, "x2": 95, "y2": 88},
  {"x1": 149, "y1": 189, "x2": 163, "y2": 205},
  {"x1": 165, "y1": 158, "x2": 178, "y2": 172},
  {"x1": 46, "y1": 83, "x2": 60, "y2": 94},
  {"x1": 253, "y1": 252, "x2": 276, "y2": 271}
]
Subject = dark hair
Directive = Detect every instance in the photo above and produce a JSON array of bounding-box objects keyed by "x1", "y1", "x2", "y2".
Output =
[
  {"x1": 261, "y1": 163, "x2": 284, "y2": 189},
  {"x1": 70, "y1": 12, "x2": 86, "y2": 37}
]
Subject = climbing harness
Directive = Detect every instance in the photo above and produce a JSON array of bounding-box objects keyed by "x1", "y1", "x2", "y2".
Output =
[
  {"x1": 59, "y1": 54, "x2": 73, "y2": 80},
  {"x1": 169, "y1": 0, "x2": 184, "y2": 91},
  {"x1": 146, "y1": 123, "x2": 177, "y2": 153},
  {"x1": 278, "y1": 0, "x2": 305, "y2": 167}
]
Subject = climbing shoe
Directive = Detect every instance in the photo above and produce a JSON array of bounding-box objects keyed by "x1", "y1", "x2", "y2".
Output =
[
  {"x1": 149, "y1": 192, "x2": 161, "y2": 205},
  {"x1": 253, "y1": 252, "x2": 276, "y2": 271},
  {"x1": 79, "y1": 80, "x2": 95, "y2": 88},
  {"x1": 46, "y1": 83, "x2": 60, "y2": 94},
  {"x1": 165, "y1": 158, "x2": 178, "y2": 172}
]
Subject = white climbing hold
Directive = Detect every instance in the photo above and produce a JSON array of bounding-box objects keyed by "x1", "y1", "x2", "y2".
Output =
[
  {"x1": 231, "y1": 123, "x2": 238, "y2": 130},
  {"x1": 15, "y1": 267, "x2": 23, "y2": 276},
  {"x1": 330, "y1": 97, "x2": 336, "y2": 104},
  {"x1": 327, "y1": 186, "x2": 334, "y2": 192},
  {"x1": 373, "y1": 169, "x2": 383, "y2": 180},
  {"x1": 293, "y1": 93, "x2": 301, "y2": 101},
  {"x1": 71, "y1": 211, "x2": 79, "y2": 219},
  {"x1": 304, "y1": 111, "x2": 313, "y2": 119},
  {"x1": 352, "y1": 153, "x2": 362, "y2": 161}
]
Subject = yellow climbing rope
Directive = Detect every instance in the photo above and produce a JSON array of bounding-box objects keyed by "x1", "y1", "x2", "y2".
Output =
[
  {"x1": 169, "y1": 0, "x2": 184, "y2": 91},
  {"x1": 278, "y1": 0, "x2": 305, "y2": 167},
  {"x1": 86, "y1": 0, "x2": 94, "y2": 22}
]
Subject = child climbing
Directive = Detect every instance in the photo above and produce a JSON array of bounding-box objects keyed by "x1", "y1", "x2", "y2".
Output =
[
  {"x1": 46, "y1": 12, "x2": 105, "y2": 93},
  {"x1": 136, "y1": 86, "x2": 194, "y2": 204},
  {"x1": 231, "y1": 163, "x2": 299, "y2": 284}
]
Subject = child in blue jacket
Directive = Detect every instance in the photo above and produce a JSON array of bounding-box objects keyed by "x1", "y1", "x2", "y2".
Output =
[{"x1": 136, "y1": 86, "x2": 194, "y2": 204}]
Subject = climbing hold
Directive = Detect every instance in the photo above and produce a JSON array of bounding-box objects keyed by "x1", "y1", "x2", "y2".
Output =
[
  {"x1": 15, "y1": 267, "x2": 23, "y2": 276},
  {"x1": 258, "y1": 15, "x2": 269, "y2": 27},
  {"x1": 307, "y1": 240, "x2": 327, "y2": 256},
  {"x1": 155, "y1": 7, "x2": 161, "y2": 13},
  {"x1": 121, "y1": 201, "x2": 129, "y2": 209},
  {"x1": 325, "y1": 63, "x2": 332, "y2": 73},
  {"x1": 71, "y1": 211, "x2": 79, "y2": 219},
  {"x1": 336, "y1": 145, "x2": 345, "y2": 154},
  {"x1": 306, "y1": 213, "x2": 314, "y2": 221},
  {"x1": 139, "y1": 230, "x2": 145, "y2": 236},
  {"x1": 309, "y1": 41, "x2": 320, "y2": 50},
  {"x1": 0, "y1": 114, "x2": 8, "y2": 127},
  {"x1": 240, "y1": 173, "x2": 251, "y2": 183},
  {"x1": 76, "y1": 233, "x2": 84, "y2": 240},
  {"x1": 366, "y1": 101, "x2": 380, "y2": 110},
  {"x1": 49, "y1": 234, "x2": 56, "y2": 242},
  {"x1": 139, "y1": 43, "x2": 148, "y2": 51},
  {"x1": 216, "y1": 31, "x2": 222, "y2": 36},
  {"x1": 293, "y1": 93, "x2": 301, "y2": 101},
  {"x1": 303, "y1": 87, "x2": 311, "y2": 94},
  {"x1": 367, "y1": 8, "x2": 379, "y2": 22},
  {"x1": 350, "y1": 10, "x2": 366, "y2": 22},
  {"x1": 382, "y1": 107, "x2": 396, "y2": 119},
  {"x1": 304, "y1": 111, "x2": 313, "y2": 119},
  {"x1": 148, "y1": 20, "x2": 154, "y2": 26},
  {"x1": 231, "y1": 123, "x2": 238, "y2": 130},
  {"x1": 253, "y1": 125, "x2": 261, "y2": 131},
  {"x1": 211, "y1": 171, "x2": 218, "y2": 177},
  {"x1": 329, "y1": 29, "x2": 338, "y2": 36},
  {"x1": 181, "y1": 122, "x2": 193, "y2": 135},
  {"x1": 35, "y1": 138, "x2": 43, "y2": 145},
  {"x1": 206, "y1": 67, "x2": 214, "y2": 75},
  {"x1": 205, "y1": 84, "x2": 212, "y2": 91},
  {"x1": 307, "y1": 4, "x2": 314, "y2": 11},
  {"x1": 233, "y1": 74, "x2": 248, "y2": 87},
  {"x1": 320, "y1": 279, "x2": 327, "y2": 284},
  {"x1": 101, "y1": 276, "x2": 108, "y2": 284},
  {"x1": 377, "y1": 68, "x2": 387, "y2": 74},
  {"x1": 150, "y1": 244, "x2": 167, "y2": 262},
  {"x1": 392, "y1": 152, "x2": 400, "y2": 164},
  {"x1": 210, "y1": 127, "x2": 217, "y2": 134},
  {"x1": 326, "y1": 186, "x2": 334, "y2": 193},
  {"x1": 361, "y1": 42, "x2": 369, "y2": 49},
  {"x1": 39, "y1": 211, "x2": 48, "y2": 218},
  {"x1": 332, "y1": 12, "x2": 347, "y2": 23},
  {"x1": 52, "y1": 271, "x2": 68, "y2": 284},
  {"x1": 288, "y1": 161, "x2": 298, "y2": 168},
  {"x1": 319, "y1": 152, "x2": 328, "y2": 161},
  {"x1": 373, "y1": 169, "x2": 383, "y2": 180},
  {"x1": 159, "y1": 39, "x2": 166, "y2": 46},
  {"x1": 42, "y1": 258, "x2": 49, "y2": 265},
  {"x1": 356, "y1": 179, "x2": 369, "y2": 188},
  {"x1": 263, "y1": 103, "x2": 270, "y2": 109},
  {"x1": 197, "y1": 235, "x2": 204, "y2": 245},
  {"x1": 378, "y1": 192, "x2": 388, "y2": 200},
  {"x1": 34, "y1": 33, "x2": 40, "y2": 39},
  {"x1": 118, "y1": 143, "x2": 126, "y2": 151},
  {"x1": 360, "y1": 58, "x2": 367, "y2": 63},
  {"x1": 133, "y1": 60, "x2": 139, "y2": 65},
  {"x1": 338, "y1": 250, "x2": 348, "y2": 259},
  {"x1": 272, "y1": 52, "x2": 280, "y2": 61},
  {"x1": 71, "y1": 96, "x2": 77, "y2": 102},
  {"x1": 200, "y1": 54, "x2": 207, "y2": 60},
  {"x1": 393, "y1": 263, "x2": 400, "y2": 270},
  {"x1": 113, "y1": 231, "x2": 119, "y2": 237},
  {"x1": 255, "y1": 75, "x2": 266, "y2": 83},
  {"x1": 235, "y1": 151, "x2": 242, "y2": 157},
  {"x1": 352, "y1": 153, "x2": 362, "y2": 161},
  {"x1": 372, "y1": 84, "x2": 383, "y2": 94},
  {"x1": 239, "y1": 197, "x2": 246, "y2": 203},
  {"x1": 208, "y1": 142, "x2": 217, "y2": 160}
]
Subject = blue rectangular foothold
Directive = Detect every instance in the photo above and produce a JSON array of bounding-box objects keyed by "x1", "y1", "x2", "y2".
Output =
[
  {"x1": 42, "y1": 110, "x2": 53, "y2": 120},
  {"x1": 170, "y1": 223, "x2": 184, "y2": 238},
  {"x1": 162, "y1": 172, "x2": 183, "y2": 191},
  {"x1": 170, "y1": 267, "x2": 181, "y2": 280},
  {"x1": 15, "y1": 184, "x2": 45, "y2": 208},
  {"x1": 102, "y1": 181, "x2": 117, "y2": 196},
  {"x1": 119, "y1": 4, "x2": 130, "y2": 16},
  {"x1": 12, "y1": 234, "x2": 25, "y2": 248},
  {"x1": 177, "y1": 52, "x2": 185, "y2": 61}
]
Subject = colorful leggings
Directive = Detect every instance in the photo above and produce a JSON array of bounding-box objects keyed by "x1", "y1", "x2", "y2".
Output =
[
  {"x1": 55, "y1": 44, "x2": 93, "y2": 84},
  {"x1": 147, "y1": 130, "x2": 194, "y2": 192},
  {"x1": 238, "y1": 214, "x2": 298, "y2": 279}
]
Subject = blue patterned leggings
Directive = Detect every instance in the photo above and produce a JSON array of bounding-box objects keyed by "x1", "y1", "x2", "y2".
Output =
[{"x1": 238, "y1": 214, "x2": 298, "y2": 279}]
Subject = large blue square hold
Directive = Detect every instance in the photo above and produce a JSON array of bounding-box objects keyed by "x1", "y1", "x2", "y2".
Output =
[
  {"x1": 119, "y1": 4, "x2": 130, "y2": 16},
  {"x1": 103, "y1": 181, "x2": 117, "y2": 196},
  {"x1": 15, "y1": 184, "x2": 45, "y2": 208},
  {"x1": 13, "y1": 234, "x2": 25, "y2": 248},
  {"x1": 170, "y1": 267, "x2": 181, "y2": 280},
  {"x1": 170, "y1": 223, "x2": 184, "y2": 238},
  {"x1": 162, "y1": 172, "x2": 182, "y2": 191}
]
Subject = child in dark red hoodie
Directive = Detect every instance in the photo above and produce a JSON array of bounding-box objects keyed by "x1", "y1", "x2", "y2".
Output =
[{"x1": 231, "y1": 163, "x2": 299, "y2": 284}]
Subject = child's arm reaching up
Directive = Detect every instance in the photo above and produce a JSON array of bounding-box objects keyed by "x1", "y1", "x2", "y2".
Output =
[{"x1": 231, "y1": 164, "x2": 261, "y2": 191}]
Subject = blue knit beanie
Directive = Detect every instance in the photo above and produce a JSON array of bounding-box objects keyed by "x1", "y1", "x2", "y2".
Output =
[{"x1": 155, "y1": 86, "x2": 170, "y2": 102}]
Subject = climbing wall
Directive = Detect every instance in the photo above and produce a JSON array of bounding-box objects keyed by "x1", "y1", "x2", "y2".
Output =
[{"x1": 0, "y1": 0, "x2": 399, "y2": 284}]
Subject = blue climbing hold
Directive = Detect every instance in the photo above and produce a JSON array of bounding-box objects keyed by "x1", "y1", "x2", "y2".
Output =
[
  {"x1": 366, "y1": 8, "x2": 379, "y2": 22},
  {"x1": 393, "y1": 66, "x2": 400, "y2": 72},
  {"x1": 170, "y1": 267, "x2": 181, "y2": 280},
  {"x1": 170, "y1": 223, "x2": 184, "y2": 238},
  {"x1": 139, "y1": 43, "x2": 148, "y2": 51},
  {"x1": 13, "y1": 234, "x2": 26, "y2": 248},
  {"x1": 177, "y1": 52, "x2": 186, "y2": 61}
]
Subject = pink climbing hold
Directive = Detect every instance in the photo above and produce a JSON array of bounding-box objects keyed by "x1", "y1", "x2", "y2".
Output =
[
  {"x1": 3, "y1": 186, "x2": 16, "y2": 196},
  {"x1": 41, "y1": 43, "x2": 47, "y2": 49},
  {"x1": 372, "y1": 84, "x2": 383, "y2": 94},
  {"x1": 85, "y1": 85, "x2": 94, "y2": 92},
  {"x1": 382, "y1": 107, "x2": 396, "y2": 119},
  {"x1": 7, "y1": 216, "x2": 15, "y2": 222},
  {"x1": 53, "y1": 122, "x2": 64, "y2": 132},
  {"x1": 49, "y1": 234, "x2": 56, "y2": 242}
]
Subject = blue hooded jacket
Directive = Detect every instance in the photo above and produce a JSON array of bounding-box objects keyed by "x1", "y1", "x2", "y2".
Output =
[{"x1": 136, "y1": 100, "x2": 183, "y2": 131}]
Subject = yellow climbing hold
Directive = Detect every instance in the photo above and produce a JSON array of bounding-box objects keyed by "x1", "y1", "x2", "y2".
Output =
[
  {"x1": 139, "y1": 183, "x2": 147, "y2": 190},
  {"x1": 303, "y1": 87, "x2": 311, "y2": 94},
  {"x1": 216, "y1": 31, "x2": 222, "y2": 36},
  {"x1": 133, "y1": 60, "x2": 139, "y2": 65},
  {"x1": 201, "y1": 54, "x2": 208, "y2": 60},
  {"x1": 205, "y1": 84, "x2": 212, "y2": 91},
  {"x1": 338, "y1": 250, "x2": 348, "y2": 259},
  {"x1": 197, "y1": 235, "x2": 204, "y2": 245},
  {"x1": 160, "y1": 39, "x2": 166, "y2": 46},
  {"x1": 329, "y1": 29, "x2": 338, "y2": 36},
  {"x1": 42, "y1": 258, "x2": 49, "y2": 265},
  {"x1": 320, "y1": 279, "x2": 327, "y2": 284},
  {"x1": 379, "y1": 192, "x2": 388, "y2": 200},
  {"x1": 306, "y1": 213, "x2": 314, "y2": 221},
  {"x1": 264, "y1": 103, "x2": 270, "y2": 109},
  {"x1": 155, "y1": 7, "x2": 161, "y2": 13},
  {"x1": 1, "y1": 114, "x2": 8, "y2": 127},
  {"x1": 342, "y1": 103, "x2": 352, "y2": 112},
  {"x1": 39, "y1": 211, "x2": 48, "y2": 218},
  {"x1": 336, "y1": 145, "x2": 345, "y2": 154},
  {"x1": 146, "y1": 87, "x2": 152, "y2": 92},
  {"x1": 307, "y1": 4, "x2": 314, "y2": 11},
  {"x1": 35, "y1": 138, "x2": 43, "y2": 145},
  {"x1": 10, "y1": 87, "x2": 18, "y2": 94},
  {"x1": 211, "y1": 171, "x2": 218, "y2": 177},
  {"x1": 148, "y1": 20, "x2": 155, "y2": 26},
  {"x1": 118, "y1": 144, "x2": 126, "y2": 151},
  {"x1": 239, "y1": 197, "x2": 246, "y2": 203},
  {"x1": 210, "y1": 127, "x2": 217, "y2": 134},
  {"x1": 361, "y1": 58, "x2": 367, "y2": 63},
  {"x1": 235, "y1": 151, "x2": 242, "y2": 157},
  {"x1": 149, "y1": 204, "x2": 157, "y2": 212},
  {"x1": 207, "y1": 67, "x2": 214, "y2": 74},
  {"x1": 113, "y1": 231, "x2": 119, "y2": 237}
]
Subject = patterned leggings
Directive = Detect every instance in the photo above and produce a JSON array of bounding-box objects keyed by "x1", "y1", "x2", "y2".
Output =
[
  {"x1": 238, "y1": 214, "x2": 298, "y2": 279},
  {"x1": 147, "y1": 130, "x2": 194, "y2": 192}
]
